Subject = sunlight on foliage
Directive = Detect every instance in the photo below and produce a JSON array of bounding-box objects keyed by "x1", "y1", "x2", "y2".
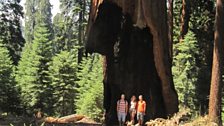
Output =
[
  {"x1": 49, "y1": 50, "x2": 78, "y2": 116},
  {"x1": 75, "y1": 54, "x2": 104, "y2": 122},
  {"x1": 173, "y1": 31, "x2": 200, "y2": 111}
]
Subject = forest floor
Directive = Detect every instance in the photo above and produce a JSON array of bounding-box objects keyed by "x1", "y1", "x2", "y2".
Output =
[
  {"x1": 0, "y1": 115, "x2": 219, "y2": 126},
  {"x1": 0, "y1": 109, "x2": 219, "y2": 126},
  {"x1": 145, "y1": 108, "x2": 218, "y2": 126},
  {"x1": 0, "y1": 114, "x2": 101, "y2": 126}
]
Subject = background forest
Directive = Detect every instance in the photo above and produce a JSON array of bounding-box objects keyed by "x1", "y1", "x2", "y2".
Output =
[{"x1": 0, "y1": 0, "x2": 223, "y2": 124}]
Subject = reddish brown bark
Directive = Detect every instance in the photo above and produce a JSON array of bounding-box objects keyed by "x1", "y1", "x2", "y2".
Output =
[
  {"x1": 102, "y1": 0, "x2": 179, "y2": 115},
  {"x1": 208, "y1": 0, "x2": 224, "y2": 125},
  {"x1": 86, "y1": 0, "x2": 179, "y2": 125},
  {"x1": 180, "y1": 0, "x2": 190, "y2": 40},
  {"x1": 168, "y1": 0, "x2": 173, "y2": 60},
  {"x1": 140, "y1": 0, "x2": 178, "y2": 115},
  {"x1": 86, "y1": 0, "x2": 103, "y2": 37}
]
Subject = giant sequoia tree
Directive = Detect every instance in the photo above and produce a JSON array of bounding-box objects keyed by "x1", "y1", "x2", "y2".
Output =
[
  {"x1": 208, "y1": 0, "x2": 224, "y2": 124},
  {"x1": 179, "y1": 0, "x2": 190, "y2": 40},
  {"x1": 86, "y1": 0, "x2": 178, "y2": 125}
]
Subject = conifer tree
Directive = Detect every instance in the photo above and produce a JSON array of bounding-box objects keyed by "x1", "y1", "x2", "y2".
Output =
[
  {"x1": 17, "y1": 0, "x2": 54, "y2": 114},
  {"x1": 49, "y1": 50, "x2": 78, "y2": 116},
  {"x1": 0, "y1": 40, "x2": 21, "y2": 114},
  {"x1": 76, "y1": 54, "x2": 104, "y2": 122},
  {"x1": 172, "y1": 31, "x2": 199, "y2": 110},
  {"x1": 16, "y1": 43, "x2": 41, "y2": 114},
  {"x1": 0, "y1": 0, "x2": 25, "y2": 64},
  {"x1": 53, "y1": 0, "x2": 89, "y2": 57},
  {"x1": 16, "y1": 21, "x2": 53, "y2": 114},
  {"x1": 32, "y1": 22, "x2": 53, "y2": 114}
]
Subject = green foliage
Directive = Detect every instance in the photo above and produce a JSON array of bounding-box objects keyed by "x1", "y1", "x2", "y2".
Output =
[
  {"x1": 172, "y1": 0, "x2": 215, "y2": 114},
  {"x1": 31, "y1": 22, "x2": 54, "y2": 114},
  {"x1": 16, "y1": 22, "x2": 53, "y2": 114},
  {"x1": 52, "y1": 13, "x2": 77, "y2": 52},
  {"x1": 173, "y1": 0, "x2": 182, "y2": 43},
  {"x1": 0, "y1": 41, "x2": 21, "y2": 114},
  {"x1": 53, "y1": 0, "x2": 90, "y2": 61},
  {"x1": 16, "y1": 42, "x2": 40, "y2": 113},
  {"x1": 0, "y1": 0, "x2": 104, "y2": 120},
  {"x1": 16, "y1": 1, "x2": 54, "y2": 112},
  {"x1": 76, "y1": 54, "x2": 104, "y2": 122},
  {"x1": 24, "y1": 0, "x2": 37, "y2": 43},
  {"x1": 173, "y1": 31, "x2": 200, "y2": 111},
  {"x1": 25, "y1": 0, "x2": 53, "y2": 44},
  {"x1": 33, "y1": 23, "x2": 53, "y2": 58},
  {"x1": 36, "y1": 0, "x2": 52, "y2": 28},
  {"x1": 190, "y1": 2, "x2": 214, "y2": 112},
  {"x1": 52, "y1": 14, "x2": 66, "y2": 52},
  {"x1": 49, "y1": 50, "x2": 78, "y2": 116},
  {"x1": 0, "y1": 0, "x2": 25, "y2": 64}
]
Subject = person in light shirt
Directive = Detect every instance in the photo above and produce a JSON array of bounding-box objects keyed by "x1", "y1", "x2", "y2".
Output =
[{"x1": 129, "y1": 95, "x2": 137, "y2": 125}]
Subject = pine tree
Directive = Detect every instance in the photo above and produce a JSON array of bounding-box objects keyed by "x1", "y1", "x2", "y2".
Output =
[
  {"x1": 16, "y1": 42, "x2": 41, "y2": 114},
  {"x1": 52, "y1": 13, "x2": 76, "y2": 53},
  {"x1": 173, "y1": 0, "x2": 215, "y2": 114},
  {"x1": 17, "y1": 0, "x2": 54, "y2": 115},
  {"x1": 0, "y1": 0, "x2": 25, "y2": 64},
  {"x1": 53, "y1": 0, "x2": 90, "y2": 56},
  {"x1": 52, "y1": 1, "x2": 77, "y2": 53},
  {"x1": 172, "y1": 31, "x2": 199, "y2": 111},
  {"x1": 49, "y1": 50, "x2": 78, "y2": 116},
  {"x1": 24, "y1": 0, "x2": 52, "y2": 43},
  {"x1": 32, "y1": 22, "x2": 53, "y2": 114},
  {"x1": 76, "y1": 54, "x2": 104, "y2": 122},
  {"x1": 0, "y1": 40, "x2": 21, "y2": 114},
  {"x1": 190, "y1": 1, "x2": 215, "y2": 114},
  {"x1": 16, "y1": 22, "x2": 53, "y2": 114}
]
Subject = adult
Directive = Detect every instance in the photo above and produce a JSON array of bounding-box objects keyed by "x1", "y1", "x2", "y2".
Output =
[
  {"x1": 129, "y1": 95, "x2": 137, "y2": 124},
  {"x1": 117, "y1": 94, "x2": 128, "y2": 126},
  {"x1": 137, "y1": 95, "x2": 146, "y2": 126}
]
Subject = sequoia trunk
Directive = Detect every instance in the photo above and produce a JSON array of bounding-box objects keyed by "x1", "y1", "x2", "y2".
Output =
[
  {"x1": 208, "y1": 0, "x2": 224, "y2": 125},
  {"x1": 180, "y1": 0, "x2": 190, "y2": 40},
  {"x1": 86, "y1": 0, "x2": 179, "y2": 125},
  {"x1": 168, "y1": 0, "x2": 173, "y2": 60}
]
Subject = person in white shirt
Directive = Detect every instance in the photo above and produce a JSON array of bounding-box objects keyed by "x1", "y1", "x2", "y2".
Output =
[{"x1": 129, "y1": 95, "x2": 137, "y2": 124}]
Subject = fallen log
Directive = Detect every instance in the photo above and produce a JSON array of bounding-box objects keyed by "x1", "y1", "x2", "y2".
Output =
[{"x1": 44, "y1": 114, "x2": 85, "y2": 123}]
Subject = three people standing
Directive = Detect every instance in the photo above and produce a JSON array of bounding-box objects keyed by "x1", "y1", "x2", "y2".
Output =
[{"x1": 117, "y1": 94, "x2": 147, "y2": 126}]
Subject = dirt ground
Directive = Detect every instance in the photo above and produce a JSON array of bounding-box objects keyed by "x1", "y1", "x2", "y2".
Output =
[{"x1": 0, "y1": 115, "x2": 102, "y2": 126}]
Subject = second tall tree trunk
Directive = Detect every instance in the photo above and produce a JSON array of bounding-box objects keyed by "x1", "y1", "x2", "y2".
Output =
[{"x1": 208, "y1": 0, "x2": 224, "y2": 125}]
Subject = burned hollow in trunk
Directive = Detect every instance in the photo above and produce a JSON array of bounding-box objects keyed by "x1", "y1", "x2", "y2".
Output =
[{"x1": 86, "y1": 1, "x2": 176, "y2": 125}]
